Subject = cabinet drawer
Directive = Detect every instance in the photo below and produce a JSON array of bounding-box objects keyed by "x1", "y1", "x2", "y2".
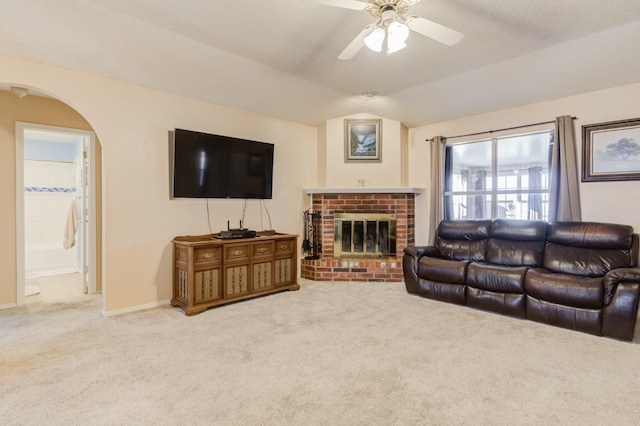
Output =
[
  {"x1": 194, "y1": 247, "x2": 221, "y2": 264},
  {"x1": 275, "y1": 239, "x2": 295, "y2": 255},
  {"x1": 224, "y1": 244, "x2": 250, "y2": 263},
  {"x1": 252, "y1": 241, "x2": 274, "y2": 257}
]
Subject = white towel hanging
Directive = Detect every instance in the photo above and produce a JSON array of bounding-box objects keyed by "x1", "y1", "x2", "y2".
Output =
[{"x1": 63, "y1": 199, "x2": 78, "y2": 249}]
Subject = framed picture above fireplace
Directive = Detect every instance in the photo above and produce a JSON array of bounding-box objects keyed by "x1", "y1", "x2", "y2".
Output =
[{"x1": 344, "y1": 119, "x2": 382, "y2": 162}]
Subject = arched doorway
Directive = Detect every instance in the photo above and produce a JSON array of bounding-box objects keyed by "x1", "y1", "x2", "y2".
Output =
[{"x1": 0, "y1": 85, "x2": 102, "y2": 310}]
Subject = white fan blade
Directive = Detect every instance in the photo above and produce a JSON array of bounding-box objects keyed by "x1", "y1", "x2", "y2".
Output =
[
  {"x1": 315, "y1": 0, "x2": 368, "y2": 12},
  {"x1": 338, "y1": 25, "x2": 374, "y2": 60},
  {"x1": 406, "y1": 16, "x2": 464, "y2": 46}
]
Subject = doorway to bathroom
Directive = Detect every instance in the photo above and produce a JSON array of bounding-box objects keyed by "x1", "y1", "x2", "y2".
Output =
[{"x1": 15, "y1": 122, "x2": 98, "y2": 306}]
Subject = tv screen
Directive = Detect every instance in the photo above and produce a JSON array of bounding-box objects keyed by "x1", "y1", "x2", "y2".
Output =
[{"x1": 170, "y1": 129, "x2": 274, "y2": 199}]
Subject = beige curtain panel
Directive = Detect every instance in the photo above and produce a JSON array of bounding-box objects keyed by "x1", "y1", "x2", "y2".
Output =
[
  {"x1": 428, "y1": 136, "x2": 447, "y2": 242},
  {"x1": 549, "y1": 115, "x2": 582, "y2": 222}
]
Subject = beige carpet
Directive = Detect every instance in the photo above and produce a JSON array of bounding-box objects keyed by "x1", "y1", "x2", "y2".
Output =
[{"x1": 2, "y1": 280, "x2": 640, "y2": 425}]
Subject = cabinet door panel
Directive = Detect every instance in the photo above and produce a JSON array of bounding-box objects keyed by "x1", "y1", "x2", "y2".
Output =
[
  {"x1": 224, "y1": 264, "x2": 249, "y2": 296},
  {"x1": 194, "y1": 268, "x2": 222, "y2": 303},
  {"x1": 275, "y1": 258, "x2": 294, "y2": 285},
  {"x1": 253, "y1": 261, "x2": 274, "y2": 290}
]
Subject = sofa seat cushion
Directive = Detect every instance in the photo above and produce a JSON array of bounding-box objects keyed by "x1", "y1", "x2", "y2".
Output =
[
  {"x1": 416, "y1": 279, "x2": 466, "y2": 305},
  {"x1": 418, "y1": 257, "x2": 468, "y2": 284},
  {"x1": 526, "y1": 296, "x2": 602, "y2": 335},
  {"x1": 467, "y1": 287, "x2": 526, "y2": 318},
  {"x1": 467, "y1": 262, "x2": 528, "y2": 293},
  {"x1": 525, "y1": 268, "x2": 604, "y2": 309}
]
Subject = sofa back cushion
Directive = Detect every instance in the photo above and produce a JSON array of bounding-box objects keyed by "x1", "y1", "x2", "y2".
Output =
[
  {"x1": 436, "y1": 220, "x2": 491, "y2": 261},
  {"x1": 487, "y1": 219, "x2": 547, "y2": 266},
  {"x1": 544, "y1": 222, "x2": 637, "y2": 276}
]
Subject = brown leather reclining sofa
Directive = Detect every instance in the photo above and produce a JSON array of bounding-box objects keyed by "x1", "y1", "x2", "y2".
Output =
[{"x1": 402, "y1": 219, "x2": 640, "y2": 340}]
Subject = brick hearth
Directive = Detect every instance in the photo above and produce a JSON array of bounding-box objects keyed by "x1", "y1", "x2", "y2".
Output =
[{"x1": 301, "y1": 188, "x2": 422, "y2": 282}]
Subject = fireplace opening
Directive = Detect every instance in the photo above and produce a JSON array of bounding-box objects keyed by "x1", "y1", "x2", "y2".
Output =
[{"x1": 334, "y1": 213, "x2": 396, "y2": 258}]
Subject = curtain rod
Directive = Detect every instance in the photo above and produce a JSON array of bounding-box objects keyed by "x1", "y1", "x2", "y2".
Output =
[{"x1": 427, "y1": 116, "x2": 577, "y2": 142}]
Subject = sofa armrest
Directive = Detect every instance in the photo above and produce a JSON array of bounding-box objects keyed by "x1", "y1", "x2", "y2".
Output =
[
  {"x1": 603, "y1": 267, "x2": 640, "y2": 305},
  {"x1": 403, "y1": 245, "x2": 438, "y2": 295},
  {"x1": 403, "y1": 245, "x2": 439, "y2": 257},
  {"x1": 602, "y1": 282, "x2": 640, "y2": 340}
]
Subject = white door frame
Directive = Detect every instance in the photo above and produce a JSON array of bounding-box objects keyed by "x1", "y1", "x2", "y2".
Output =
[{"x1": 15, "y1": 122, "x2": 98, "y2": 305}]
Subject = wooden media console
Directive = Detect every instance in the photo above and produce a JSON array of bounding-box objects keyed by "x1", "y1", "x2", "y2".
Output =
[{"x1": 171, "y1": 232, "x2": 299, "y2": 315}]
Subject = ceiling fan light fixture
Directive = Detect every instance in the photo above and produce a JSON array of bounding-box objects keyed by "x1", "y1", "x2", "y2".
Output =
[
  {"x1": 386, "y1": 38, "x2": 407, "y2": 54},
  {"x1": 363, "y1": 9, "x2": 409, "y2": 55},
  {"x1": 326, "y1": 0, "x2": 463, "y2": 60},
  {"x1": 386, "y1": 20, "x2": 409, "y2": 54},
  {"x1": 364, "y1": 27, "x2": 385, "y2": 52}
]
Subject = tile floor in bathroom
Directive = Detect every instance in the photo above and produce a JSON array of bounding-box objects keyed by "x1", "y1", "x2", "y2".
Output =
[{"x1": 25, "y1": 273, "x2": 88, "y2": 304}]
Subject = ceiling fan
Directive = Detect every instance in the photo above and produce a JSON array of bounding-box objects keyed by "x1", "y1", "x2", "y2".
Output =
[{"x1": 318, "y1": 0, "x2": 464, "y2": 59}]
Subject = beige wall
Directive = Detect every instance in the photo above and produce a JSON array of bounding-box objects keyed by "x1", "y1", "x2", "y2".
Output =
[
  {"x1": 0, "y1": 55, "x2": 317, "y2": 314},
  {"x1": 322, "y1": 114, "x2": 406, "y2": 188},
  {"x1": 0, "y1": 90, "x2": 103, "y2": 306},
  {"x1": 4, "y1": 52, "x2": 640, "y2": 313},
  {"x1": 408, "y1": 82, "x2": 640, "y2": 245},
  {"x1": 316, "y1": 123, "x2": 327, "y2": 187}
]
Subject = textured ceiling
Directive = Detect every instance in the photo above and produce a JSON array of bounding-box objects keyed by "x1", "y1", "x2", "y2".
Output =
[{"x1": 2, "y1": 0, "x2": 640, "y2": 127}]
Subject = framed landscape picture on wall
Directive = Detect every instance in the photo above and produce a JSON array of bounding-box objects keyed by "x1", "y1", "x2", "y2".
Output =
[
  {"x1": 582, "y1": 117, "x2": 640, "y2": 182},
  {"x1": 344, "y1": 119, "x2": 382, "y2": 162}
]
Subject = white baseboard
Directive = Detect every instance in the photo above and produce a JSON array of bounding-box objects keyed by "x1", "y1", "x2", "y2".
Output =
[
  {"x1": 0, "y1": 303, "x2": 18, "y2": 310},
  {"x1": 102, "y1": 299, "x2": 171, "y2": 317}
]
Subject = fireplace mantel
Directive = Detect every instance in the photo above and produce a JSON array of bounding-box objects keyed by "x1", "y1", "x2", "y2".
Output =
[{"x1": 304, "y1": 187, "x2": 424, "y2": 195}]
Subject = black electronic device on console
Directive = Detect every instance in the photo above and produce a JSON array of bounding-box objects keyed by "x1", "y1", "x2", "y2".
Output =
[{"x1": 219, "y1": 220, "x2": 257, "y2": 239}]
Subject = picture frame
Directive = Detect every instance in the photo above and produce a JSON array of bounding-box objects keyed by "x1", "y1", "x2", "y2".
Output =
[
  {"x1": 344, "y1": 119, "x2": 382, "y2": 162},
  {"x1": 582, "y1": 118, "x2": 640, "y2": 182}
]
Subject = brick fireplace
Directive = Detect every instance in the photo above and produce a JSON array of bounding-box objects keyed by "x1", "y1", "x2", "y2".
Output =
[{"x1": 301, "y1": 188, "x2": 423, "y2": 282}]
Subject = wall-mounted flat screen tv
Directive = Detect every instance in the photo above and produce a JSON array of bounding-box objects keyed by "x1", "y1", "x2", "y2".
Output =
[{"x1": 170, "y1": 128, "x2": 274, "y2": 199}]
